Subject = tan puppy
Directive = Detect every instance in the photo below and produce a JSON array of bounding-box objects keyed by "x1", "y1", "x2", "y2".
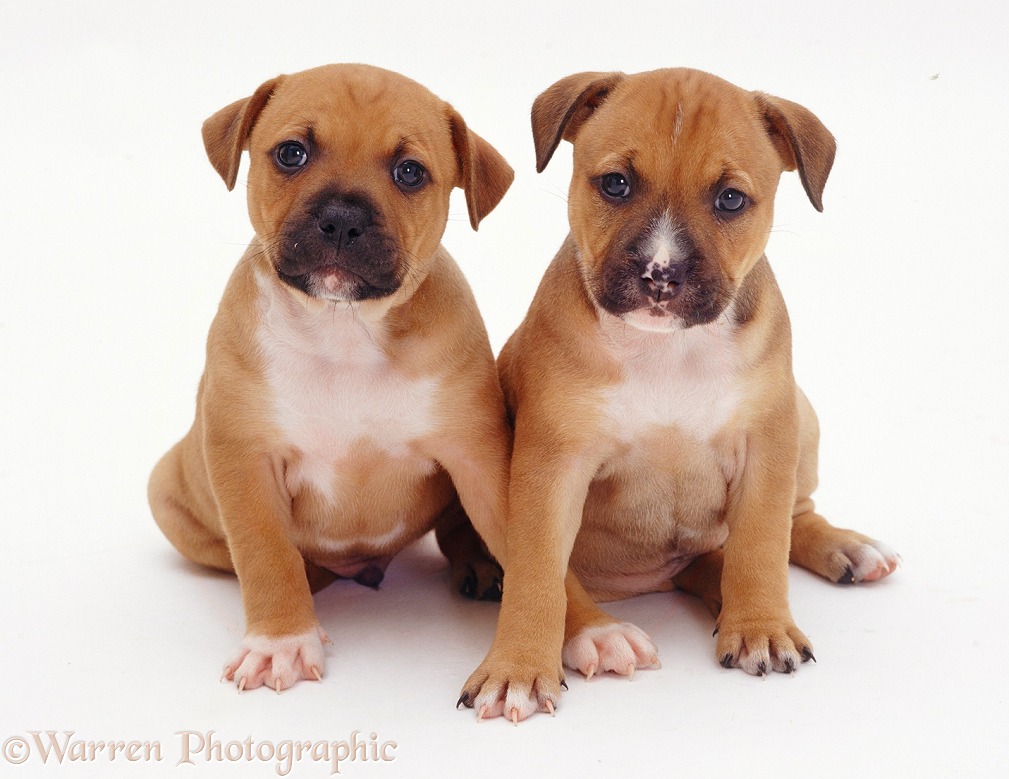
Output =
[
  {"x1": 460, "y1": 68, "x2": 899, "y2": 721},
  {"x1": 148, "y1": 64, "x2": 514, "y2": 692}
]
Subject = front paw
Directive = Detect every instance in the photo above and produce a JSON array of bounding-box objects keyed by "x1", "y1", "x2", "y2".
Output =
[
  {"x1": 458, "y1": 651, "x2": 564, "y2": 723},
  {"x1": 715, "y1": 614, "x2": 813, "y2": 675},
  {"x1": 222, "y1": 626, "x2": 329, "y2": 692},
  {"x1": 562, "y1": 622, "x2": 660, "y2": 680}
]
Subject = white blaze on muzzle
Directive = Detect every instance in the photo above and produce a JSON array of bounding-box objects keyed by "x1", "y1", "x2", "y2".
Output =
[{"x1": 642, "y1": 211, "x2": 688, "y2": 289}]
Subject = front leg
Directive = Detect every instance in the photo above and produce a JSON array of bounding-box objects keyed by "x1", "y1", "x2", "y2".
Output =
[
  {"x1": 207, "y1": 446, "x2": 326, "y2": 692},
  {"x1": 459, "y1": 424, "x2": 604, "y2": 722},
  {"x1": 716, "y1": 421, "x2": 814, "y2": 675}
]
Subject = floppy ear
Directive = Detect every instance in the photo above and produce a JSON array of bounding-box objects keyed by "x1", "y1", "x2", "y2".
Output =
[
  {"x1": 202, "y1": 76, "x2": 284, "y2": 190},
  {"x1": 531, "y1": 71, "x2": 625, "y2": 173},
  {"x1": 448, "y1": 109, "x2": 515, "y2": 230},
  {"x1": 755, "y1": 93, "x2": 836, "y2": 212}
]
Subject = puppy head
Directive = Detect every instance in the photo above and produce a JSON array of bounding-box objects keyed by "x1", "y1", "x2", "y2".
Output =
[
  {"x1": 202, "y1": 64, "x2": 513, "y2": 305},
  {"x1": 532, "y1": 68, "x2": 835, "y2": 331}
]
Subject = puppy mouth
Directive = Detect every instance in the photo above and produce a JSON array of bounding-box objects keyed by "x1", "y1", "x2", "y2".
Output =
[
  {"x1": 276, "y1": 262, "x2": 400, "y2": 301},
  {"x1": 633, "y1": 294, "x2": 728, "y2": 327},
  {"x1": 594, "y1": 268, "x2": 733, "y2": 329},
  {"x1": 618, "y1": 303, "x2": 684, "y2": 332}
]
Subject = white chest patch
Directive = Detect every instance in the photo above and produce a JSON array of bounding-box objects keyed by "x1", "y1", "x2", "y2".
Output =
[
  {"x1": 600, "y1": 315, "x2": 742, "y2": 444},
  {"x1": 256, "y1": 276, "x2": 439, "y2": 502}
]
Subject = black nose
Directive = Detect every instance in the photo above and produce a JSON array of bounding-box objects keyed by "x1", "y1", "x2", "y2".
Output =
[
  {"x1": 642, "y1": 262, "x2": 687, "y2": 302},
  {"x1": 317, "y1": 202, "x2": 369, "y2": 247}
]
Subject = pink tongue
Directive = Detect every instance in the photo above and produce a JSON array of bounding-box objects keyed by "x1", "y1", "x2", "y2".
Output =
[{"x1": 322, "y1": 273, "x2": 342, "y2": 293}]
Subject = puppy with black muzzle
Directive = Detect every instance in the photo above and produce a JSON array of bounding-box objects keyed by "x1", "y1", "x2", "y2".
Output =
[
  {"x1": 148, "y1": 64, "x2": 514, "y2": 692},
  {"x1": 460, "y1": 68, "x2": 899, "y2": 722}
]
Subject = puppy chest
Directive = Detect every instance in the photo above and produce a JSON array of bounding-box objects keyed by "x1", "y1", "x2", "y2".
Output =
[
  {"x1": 257, "y1": 312, "x2": 440, "y2": 501},
  {"x1": 575, "y1": 324, "x2": 745, "y2": 593},
  {"x1": 601, "y1": 324, "x2": 743, "y2": 444},
  {"x1": 269, "y1": 360, "x2": 437, "y2": 455},
  {"x1": 278, "y1": 370, "x2": 438, "y2": 488}
]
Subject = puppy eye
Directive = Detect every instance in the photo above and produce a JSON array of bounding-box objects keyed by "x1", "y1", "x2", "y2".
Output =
[
  {"x1": 276, "y1": 142, "x2": 309, "y2": 169},
  {"x1": 393, "y1": 160, "x2": 426, "y2": 189},
  {"x1": 600, "y1": 173, "x2": 632, "y2": 200},
  {"x1": 715, "y1": 188, "x2": 746, "y2": 213}
]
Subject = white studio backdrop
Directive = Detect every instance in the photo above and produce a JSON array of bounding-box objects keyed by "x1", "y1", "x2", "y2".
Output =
[{"x1": 1, "y1": 1, "x2": 1007, "y2": 777}]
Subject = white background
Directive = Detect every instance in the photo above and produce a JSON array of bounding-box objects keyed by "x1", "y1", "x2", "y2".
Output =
[{"x1": 2, "y1": 1, "x2": 1007, "y2": 776}]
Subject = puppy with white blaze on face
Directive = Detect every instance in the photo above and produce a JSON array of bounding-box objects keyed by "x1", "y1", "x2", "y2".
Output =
[
  {"x1": 459, "y1": 68, "x2": 899, "y2": 723},
  {"x1": 148, "y1": 64, "x2": 515, "y2": 693}
]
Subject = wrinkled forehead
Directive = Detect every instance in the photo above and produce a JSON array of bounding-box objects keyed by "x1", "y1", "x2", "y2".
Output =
[
  {"x1": 252, "y1": 65, "x2": 453, "y2": 158},
  {"x1": 575, "y1": 70, "x2": 772, "y2": 179}
]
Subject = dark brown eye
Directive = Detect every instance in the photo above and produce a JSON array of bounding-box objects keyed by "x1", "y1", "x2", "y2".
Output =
[
  {"x1": 276, "y1": 141, "x2": 308, "y2": 169},
  {"x1": 715, "y1": 188, "x2": 746, "y2": 213},
  {"x1": 601, "y1": 172, "x2": 631, "y2": 200},
  {"x1": 393, "y1": 160, "x2": 426, "y2": 189}
]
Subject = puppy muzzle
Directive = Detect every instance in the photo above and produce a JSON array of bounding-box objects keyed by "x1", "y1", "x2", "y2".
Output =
[
  {"x1": 595, "y1": 250, "x2": 732, "y2": 330},
  {"x1": 277, "y1": 194, "x2": 402, "y2": 301}
]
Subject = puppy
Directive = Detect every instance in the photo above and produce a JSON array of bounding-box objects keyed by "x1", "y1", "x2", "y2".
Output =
[
  {"x1": 148, "y1": 64, "x2": 514, "y2": 692},
  {"x1": 460, "y1": 68, "x2": 899, "y2": 721}
]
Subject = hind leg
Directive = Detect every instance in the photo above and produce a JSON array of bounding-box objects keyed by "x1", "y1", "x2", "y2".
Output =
[
  {"x1": 152, "y1": 440, "x2": 342, "y2": 596},
  {"x1": 560, "y1": 572, "x2": 659, "y2": 682},
  {"x1": 672, "y1": 549, "x2": 724, "y2": 617},
  {"x1": 791, "y1": 511, "x2": 899, "y2": 584},
  {"x1": 789, "y1": 388, "x2": 900, "y2": 584},
  {"x1": 435, "y1": 497, "x2": 503, "y2": 601},
  {"x1": 148, "y1": 440, "x2": 233, "y2": 573}
]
